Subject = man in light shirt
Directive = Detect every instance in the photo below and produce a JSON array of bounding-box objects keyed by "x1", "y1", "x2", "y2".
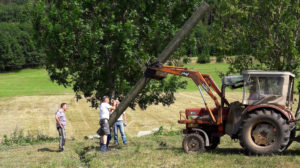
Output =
[
  {"x1": 55, "y1": 103, "x2": 67, "y2": 152},
  {"x1": 99, "y1": 96, "x2": 116, "y2": 151},
  {"x1": 113, "y1": 99, "x2": 127, "y2": 145}
]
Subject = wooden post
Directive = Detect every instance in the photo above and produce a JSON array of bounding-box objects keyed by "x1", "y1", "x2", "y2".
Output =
[{"x1": 109, "y1": 2, "x2": 210, "y2": 126}]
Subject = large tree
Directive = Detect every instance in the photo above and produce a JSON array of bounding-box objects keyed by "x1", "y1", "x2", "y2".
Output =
[
  {"x1": 30, "y1": 0, "x2": 205, "y2": 108},
  {"x1": 212, "y1": 0, "x2": 300, "y2": 74}
]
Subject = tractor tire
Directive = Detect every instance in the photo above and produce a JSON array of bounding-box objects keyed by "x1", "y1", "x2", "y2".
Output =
[
  {"x1": 239, "y1": 109, "x2": 290, "y2": 155},
  {"x1": 206, "y1": 137, "x2": 220, "y2": 150},
  {"x1": 282, "y1": 127, "x2": 296, "y2": 151},
  {"x1": 183, "y1": 133, "x2": 206, "y2": 154}
]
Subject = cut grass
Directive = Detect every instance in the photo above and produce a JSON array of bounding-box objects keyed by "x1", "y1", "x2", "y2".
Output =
[
  {"x1": 1, "y1": 64, "x2": 300, "y2": 167},
  {"x1": 0, "y1": 68, "x2": 72, "y2": 98},
  {"x1": 1, "y1": 134, "x2": 300, "y2": 168}
]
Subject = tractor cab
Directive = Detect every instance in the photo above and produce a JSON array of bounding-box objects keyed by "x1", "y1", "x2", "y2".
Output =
[
  {"x1": 222, "y1": 70, "x2": 295, "y2": 110},
  {"x1": 242, "y1": 70, "x2": 295, "y2": 110}
]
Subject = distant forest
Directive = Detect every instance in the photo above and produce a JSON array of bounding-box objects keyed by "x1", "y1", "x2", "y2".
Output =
[{"x1": 0, "y1": 0, "x2": 45, "y2": 71}]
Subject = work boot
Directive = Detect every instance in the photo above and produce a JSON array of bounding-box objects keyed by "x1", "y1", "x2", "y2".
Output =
[{"x1": 100, "y1": 145, "x2": 106, "y2": 152}]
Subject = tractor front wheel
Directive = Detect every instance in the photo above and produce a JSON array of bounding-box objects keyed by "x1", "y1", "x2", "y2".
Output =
[
  {"x1": 239, "y1": 109, "x2": 290, "y2": 155},
  {"x1": 182, "y1": 133, "x2": 206, "y2": 154}
]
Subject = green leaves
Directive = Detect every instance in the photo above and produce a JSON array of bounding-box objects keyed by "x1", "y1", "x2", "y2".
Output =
[
  {"x1": 213, "y1": 0, "x2": 300, "y2": 75},
  {"x1": 31, "y1": 0, "x2": 203, "y2": 108}
]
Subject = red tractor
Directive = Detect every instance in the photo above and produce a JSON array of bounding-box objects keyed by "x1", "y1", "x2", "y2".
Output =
[{"x1": 146, "y1": 62, "x2": 298, "y2": 155}]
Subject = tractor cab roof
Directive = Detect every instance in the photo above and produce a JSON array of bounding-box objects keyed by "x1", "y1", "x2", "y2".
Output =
[{"x1": 242, "y1": 70, "x2": 295, "y2": 78}]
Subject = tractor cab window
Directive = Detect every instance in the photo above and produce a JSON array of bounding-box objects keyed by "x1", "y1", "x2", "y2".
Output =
[
  {"x1": 222, "y1": 75, "x2": 243, "y2": 88},
  {"x1": 243, "y1": 76, "x2": 284, "y2": 104}
]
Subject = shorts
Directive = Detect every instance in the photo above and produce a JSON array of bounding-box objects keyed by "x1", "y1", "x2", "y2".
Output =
[{"x1": 99, "y1": 119, "x2": 110, "y2": 136}]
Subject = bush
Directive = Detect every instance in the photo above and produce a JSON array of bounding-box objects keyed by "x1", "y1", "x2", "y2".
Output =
[
  {"x1": 153, "y1": 126, "x2": 181, "y2": 136},
  {"x1": 197, "y1": 45, "x2": 210, "y2": 64},
  {"x1": 216, "y1": 56, "x2": 224, "y2": 63},
  {"x1": 1, "y1": 128, "x2": 58, "y2": 146}
]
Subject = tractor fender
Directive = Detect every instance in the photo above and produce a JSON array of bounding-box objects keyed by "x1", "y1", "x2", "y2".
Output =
[
  {"x1": 191, "y1": 128, "x2": 210, "y2": 146},
  {"x1": 247, "y1": 104, "x2": 294, "y2": 121},
  {"x1": 230, "y1": 104, "x2": 293, "y2": 138}
]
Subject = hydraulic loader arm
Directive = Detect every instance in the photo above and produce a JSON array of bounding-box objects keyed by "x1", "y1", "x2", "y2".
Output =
[{"x1": 146, "y1": 63, "x2": 229, "y2": 125}]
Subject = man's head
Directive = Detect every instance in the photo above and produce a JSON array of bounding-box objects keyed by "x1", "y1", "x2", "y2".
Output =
[
  {"x1": 115, "y1": 99, "x2": 120, "y2": 106},
  {"x1": 102, "y1": 96, "x2": 109, "y2": 103},
  {"x1": 61, "y1": 103, "x2": 67, "y2": 111},
  {"x1": 110, "y1": 98, "x2": 115, "y2": 105}
]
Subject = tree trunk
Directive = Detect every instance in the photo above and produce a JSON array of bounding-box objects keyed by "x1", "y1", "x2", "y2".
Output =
[{"x1": 108, "y1": 2, "x2": 210, "y2": 126}]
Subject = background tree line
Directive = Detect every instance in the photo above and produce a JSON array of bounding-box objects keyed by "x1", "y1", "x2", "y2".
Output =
[
  {"x1": 29, "y1": 0, "x2": 299, "y2": 109},
  {"x1": 0, "y1": 0, "x2": 45, "y2": 71},
  {"x1": 1, "y1": 0, "x2": 298, "y2": 108},
  {"x1": 0, "y1": 0, "x2": 217, "y2": 73}
]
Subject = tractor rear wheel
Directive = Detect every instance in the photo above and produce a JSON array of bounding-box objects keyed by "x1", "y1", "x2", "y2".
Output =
[
  {"x1": 282, "y1": 127, "x2": 296, "y2": 151},
  {"x1": 239, "y1": 109, "x2": 290, "y2": 155},
  {"x1": 183, "y1": 133, "x2": 206, "y2": 154}
]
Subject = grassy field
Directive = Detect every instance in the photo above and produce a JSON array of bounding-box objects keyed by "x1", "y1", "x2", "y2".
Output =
[
  {"x1": 0, "y1": 63, "x2": 297, "y2": 96},
  {"x1": 183, "y1": 63, "x2": 230, "y2": 91},
  {"x1": 1, "y1": 63, "x2": 300, "y2": 167},
  {"x1": 0, "y1": 63, "x2": 229, "y2": 98},
  {"x1": 0, "y1": 69, "x2": 73, "y2": 98}
]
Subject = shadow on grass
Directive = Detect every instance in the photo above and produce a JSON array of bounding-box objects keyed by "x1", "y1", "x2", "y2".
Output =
[
  {"x1": 282, "y1": 149, "x2": 300, "y2": 155},
  {"x1": 80, "y1": 144, "x2": 124, "y2": 153},
  {"x1": 38, "y1": 148, "x2": 58, "y2": 152},
  {"x1": 157, "y1": 146, "x2": 243, "y2": 155},
  {"x1": 157, "y1": 146, "x2": 300, "y2": 156}
]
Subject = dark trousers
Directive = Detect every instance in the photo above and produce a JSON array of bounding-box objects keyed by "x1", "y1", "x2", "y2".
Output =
[{"x1": 57, "y1": 127, "x2": 66, "y2": 149}]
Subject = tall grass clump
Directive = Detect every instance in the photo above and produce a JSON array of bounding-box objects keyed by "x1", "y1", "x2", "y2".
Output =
[{"x1": 2, "y1": 128, "x2": 58, "y2": 146}]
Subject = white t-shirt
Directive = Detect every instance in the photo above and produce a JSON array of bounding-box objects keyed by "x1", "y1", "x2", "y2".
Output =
[
  {"x1": 100, "y1": 102, "x2": 112, "y2": 120},
  {"x1": 117, "y1": 112, "x2": 125, "y2": 121}
]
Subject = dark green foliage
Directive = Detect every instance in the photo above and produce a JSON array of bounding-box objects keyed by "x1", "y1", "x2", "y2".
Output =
[
  {"x1": 2, "y1": 128, "x2": 58, "y2": 146},
  {"x1": 216, "y1": 56, "x2": 223, "y2": 63},
  {"x1": 188, "y1": 0, "x2": 219, "y2": 63},
  {"x1": 213, "y1": 0, "x2": 300, "y2": 75},
  {"x1": 197, "y1": 45, "x2": 210, "y2": 63},
  {"x1": 30, "y1": 0, "x2": 207, "y2": 109},
  {"x1": 0, "y1": 3, "x2": 27, "y2": 22},
  {"x1": 0, "y1": 0, "x2": 45, "y2": 71},
  {"x1": 0, "y1": 22, "x2": 44, "y2": 71}
]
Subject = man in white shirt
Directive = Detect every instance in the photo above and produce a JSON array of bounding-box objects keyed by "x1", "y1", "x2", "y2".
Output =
[
  {"x1": 99, "y1": 96, "x2": 116, "y2": 151},
  {"x1": 113, "y1": 100, "x2": 127, "y2": 145},
  {"x1": 55, "y1": 103, "x2": 67, "y2": 152}
]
